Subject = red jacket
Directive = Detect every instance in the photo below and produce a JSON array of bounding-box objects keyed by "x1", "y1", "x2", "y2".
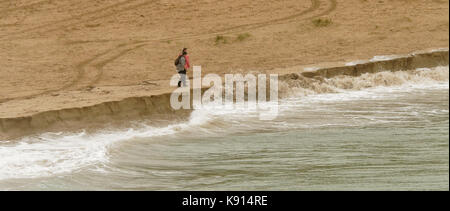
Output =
[{"x1": 180, "y1": 54, "x2": 190, "y2": 70}]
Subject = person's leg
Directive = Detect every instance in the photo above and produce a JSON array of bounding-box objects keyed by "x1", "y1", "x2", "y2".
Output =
[
  {"x1": 177, "y1": 70, "x2": 183, "y2": 87},
  {"x1": 179, "y1": 69, "x2": 187, "y2": 87},
  {"x1": 180, "y1": 73, "x2": 186, "y2": 87}
]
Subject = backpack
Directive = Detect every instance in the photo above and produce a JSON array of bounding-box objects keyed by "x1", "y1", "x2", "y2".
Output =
[{"x1": 174, "y1": 55, "x2": 183, "y2": 66}]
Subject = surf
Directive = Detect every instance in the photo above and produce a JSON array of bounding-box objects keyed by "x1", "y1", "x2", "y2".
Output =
[{"x1": 0, "y1": 65, "x2": 448, "y2": 182}]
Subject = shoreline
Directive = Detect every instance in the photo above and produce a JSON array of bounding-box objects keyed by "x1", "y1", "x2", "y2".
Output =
[{"x1": 1, "y1": 48, "x2": 448, "y2": 140}]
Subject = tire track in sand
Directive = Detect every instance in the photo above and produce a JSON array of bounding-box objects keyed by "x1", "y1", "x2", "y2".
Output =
[
  {"x1": 140, "y1": 0, "x2": 337, "y2": 43},
  {"x1": 195, "y1": 0, "x2": 336, "y2": 35},
  {"x1": 208, "y1": 0, "x2": 321, "y2": 34},
  {"x1": 1, "y1": 0, "x2": 337, "y2": 41},
  {"x1": 313, "y1": 0, "x2": 336, "y2": 19},
  {"x1": 228, "y1": 0, "x2": 336, "y2": 33},
  {"x1": 0, "y1": 0, "x2": 147, "y2": 40},
  {"x1": 0, "y1": 41, "x2": 147, "y2": 103},
  {"x1": 64, "y1": 0, "x2": 337, "y2": 91},
  {"x1": 0, "y1": 0, "x2": 14, "y2": 4},
  {"x1": 0, "y1": 0, "x2": 52, "y2": 14},
  {"x1": 0, "y1": 0, "x2": 52, "y2": 27},
  {"x1": 69, "y1": 42, "x2": 147, "y2": 90},
  {"x1": 41, "y1": 0, "x2": 336, "y2": 93},
  {"x1": 1, "y1": 0, "x2": 338, "y2": 101}
]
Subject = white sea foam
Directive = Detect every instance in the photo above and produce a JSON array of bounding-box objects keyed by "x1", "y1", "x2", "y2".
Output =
[
  {"x1": 0, "y1": 113, "x2": 211, "y2": 180},
  {"x1": 369, "y1": 55, "x2": 405, "y2": 62},
  {"x1": 292, "y1": 80, "x2": 449, "y2": 104},
  {"x1": 345, "y1": 60, "x2": 367, "y2": 66},
  {"x1": 429, "y1": 48, "x2": 449, "y2": 53},
  {"x1": 304, "y1": 67, "x2": 320, "y2": 71}
]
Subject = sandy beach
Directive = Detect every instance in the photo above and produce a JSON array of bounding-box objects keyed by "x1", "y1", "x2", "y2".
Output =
[
  {"x1": 0, "y1": 0, "x2": 449, "y2": 191},
  {"x1": 1, "y1": 0, "x2": 448, "y2": 119}
]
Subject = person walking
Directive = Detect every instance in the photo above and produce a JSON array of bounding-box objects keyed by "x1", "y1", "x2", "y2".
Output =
[
  {"x1": 182, "y1": 48, "x2": 190, "y2": 70},
  {"x1": 175, "y1": 48, "x2": 190, "y2": 87}
]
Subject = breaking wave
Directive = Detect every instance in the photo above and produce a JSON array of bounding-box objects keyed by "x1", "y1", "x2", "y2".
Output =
[{"x1": 279, "y1": 66, "x2": 449, "y2": 97}]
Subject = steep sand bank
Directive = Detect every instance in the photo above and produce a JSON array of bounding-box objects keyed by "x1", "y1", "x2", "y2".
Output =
[{"x1": 1, "y1": 49, "x2": 448, "y2": 140}]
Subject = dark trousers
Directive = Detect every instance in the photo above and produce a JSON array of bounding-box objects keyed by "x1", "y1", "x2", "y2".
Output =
[{"x1": 178, "y1": 69, "x2": 187, "y2": 87}]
